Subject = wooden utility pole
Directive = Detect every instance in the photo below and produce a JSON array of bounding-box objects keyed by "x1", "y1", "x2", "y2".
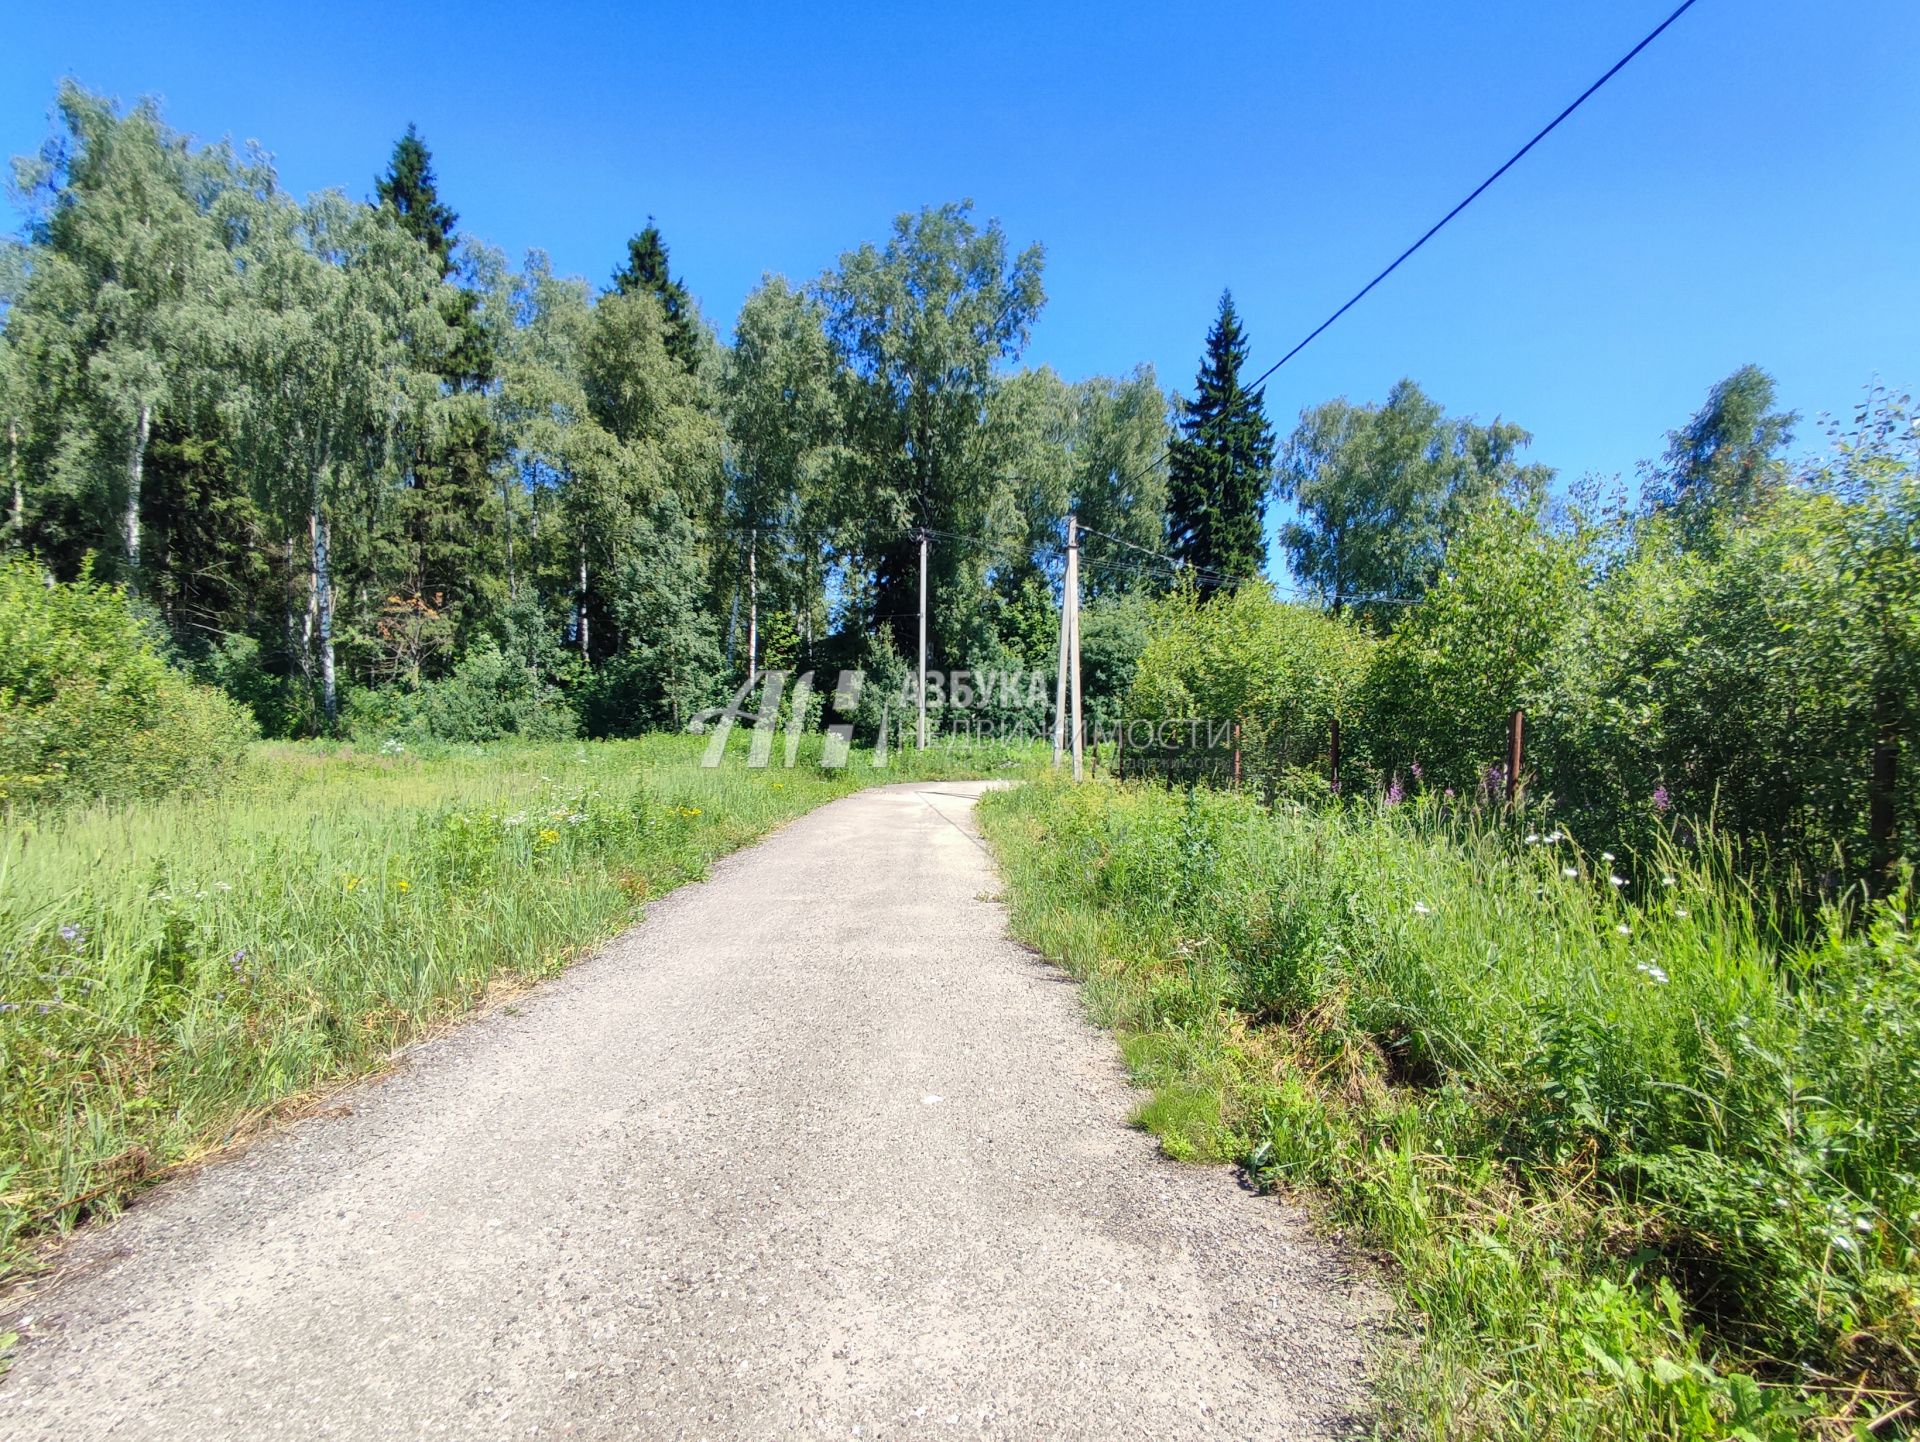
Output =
[
  {"x1": 746, "y1": 526, "x2": 759, "y2": 690},
  {"x1": 1067, "y1": 514, "x2": 1083, "y2": 781},
  {"x1": 1051, "y1": 571, "x2": 1069, "y2": 768},
  {"x1": 917, "y1": 528, "x2": 929, "y2": 750},
  {"x1": 1871, "y1": 690, "x2": 1898, "y2": 891},
  {"x1": 1507, "y1": 708, "x2": 1525, "y2": 807}
]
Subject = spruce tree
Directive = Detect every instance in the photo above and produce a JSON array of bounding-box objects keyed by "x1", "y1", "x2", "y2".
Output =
[
  {"x1": 1165, "y1": 291, "x2": 1274, "y2": 596},
  {"x1": 373, "y1": 126, "x2": 500, "y2": 664},
  {"x1": 613, "y1": 220, "x2": 697, "y2": 370},
  {"x1": 374, "y1": 124, "x2": 458, "y2": 278}
]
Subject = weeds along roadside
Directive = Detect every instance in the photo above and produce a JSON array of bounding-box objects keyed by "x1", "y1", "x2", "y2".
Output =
[
  {"x1": 976, "y1": 777, "x2": 1919, "y2": 1441},
  {"x1": 0, "y1": 731, "x2": 1034, "y2": 1281}
]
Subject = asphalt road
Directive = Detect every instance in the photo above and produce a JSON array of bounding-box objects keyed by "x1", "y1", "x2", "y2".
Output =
[{"x1": 0, "y1": 780, "x2": 1370, "y2": 1440}]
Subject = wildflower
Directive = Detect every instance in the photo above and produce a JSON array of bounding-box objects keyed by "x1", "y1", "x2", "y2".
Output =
[
  {"x1": 1675, "y1": 906, "x2": 1691, "y2": 919},
  {"x1": 1413, "y1": 902, "x2": 1432, "y2": 916},
  {"x1": 1652, "y1": 785, "x2": 1672, "y2": 813},
  {"x1": 394, "y1": 879, "x2": 411, "y2": 893},
  {"x1": 1410, "y1": 761, "x2": 1423, "y2": 783},
  {"x1": 1661, "y1": 875, "x2": 1676, "y2": 887},
  {"x1": 1609, "y1": 875, "x2": 1627, "y2": 888},
  {"x1": 1385, "y1": 776, "x2": 1405, "y2": 806},
  {"x1": 503, "y1": 812, "x2": 527, "y2": 829},
  {"x1": 1442, "y1": 787, "x2": 1454, "y2": 800},
  {"x1": 1635, "y1": 961, "x2": 1670, "y2": 984},
  {"x1": 1563, "y1": 867, "x2": 1579, "y2": 879},
  {"x1": 537, "y1": 828, "x2": 560, "y2": 845},
  {"x1": 1601, "y1": 851, "x2": 1616, "y2": 862},
  {"x1": 58, "y1": 924, "x2": 83, "y2": 944},
  {"x1": 215, "y1": 881, "x2": 233, "y2": 893},
  {"x1": 344, "y1": 876, "x2": 361, "y2": 892},
  {"x1": 1525, "y1": 833, "x2": 1541, "y2": 844},
  {"x1": 1615, "y1": 923, "x2": 1631, "y2": 936}
]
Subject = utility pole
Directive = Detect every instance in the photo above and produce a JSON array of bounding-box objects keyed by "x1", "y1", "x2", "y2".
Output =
[
  {"x1": 1051, "y1": 543, "x2": 1069, "y2": 768},
  {"x1": 1067, "y1": 513, "x2": 1083, "y2": 781},
  {"x1": 917, "y1": 528, "x2": 929, "y2": 750},
  {"x1": 746, "y1": 526, "x2": 759, "y2": 690}
]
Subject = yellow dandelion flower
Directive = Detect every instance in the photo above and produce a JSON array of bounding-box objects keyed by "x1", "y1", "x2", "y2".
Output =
[
  {"x1": 394, "y1": 879, "x2": 411, "y2": 893},
  {"x1": 538, "y1": 827, "x2": 560, "y2": 844}
]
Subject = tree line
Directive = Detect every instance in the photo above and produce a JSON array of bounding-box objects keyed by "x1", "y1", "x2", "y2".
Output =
[{"x1": 0, "y1": 85, "x2": 1220, "y2": 740}]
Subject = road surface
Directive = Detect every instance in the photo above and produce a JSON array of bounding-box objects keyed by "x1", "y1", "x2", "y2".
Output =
[{"x1": 0, "y1": 781, "x2": 1370, "y2": 1440}]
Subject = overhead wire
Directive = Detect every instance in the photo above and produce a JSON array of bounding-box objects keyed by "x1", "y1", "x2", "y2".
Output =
[{"x1": 1100, "y1": 0, "x2": 1707, "y2": 517}]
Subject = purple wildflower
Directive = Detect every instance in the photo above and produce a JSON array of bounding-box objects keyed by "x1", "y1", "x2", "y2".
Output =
[
  {"x1": 1652, "y1": 784, "x2": 1672, "y2": 813},
  {"x1": 1385, "y1": 775, "x2": 1405, "y2": 806},
  {"x1": 1410, "y1": 760, "x2": 1423, "y2": 784}
]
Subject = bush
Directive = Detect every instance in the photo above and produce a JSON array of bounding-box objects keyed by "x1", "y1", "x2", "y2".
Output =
[
  {"x1": 0, "y1": 562, "x2": 257, "y2": 807},
  {"x1": 359, "y1": 642, "x2": 579, "y2": 744},
  {"x1": 1126, "y1": 581, "x2": 1373, "y2": 787}
]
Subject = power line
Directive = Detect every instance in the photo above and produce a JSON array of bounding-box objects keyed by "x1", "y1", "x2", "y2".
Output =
[
  {"x1": 1243, "y1": 0, "x2": 1701, "y2": 399},
  {"x1": 1111, "y1": 0, "x2": 1705, "y2": 499}
]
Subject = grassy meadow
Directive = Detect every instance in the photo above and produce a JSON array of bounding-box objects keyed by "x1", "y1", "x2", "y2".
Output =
[
  {"x1": 979, "y1": 778, "x2": 1919, "y2": 1441},
  {"x1": 0, "y1": 730, "x2": 1029, "y2": 1277}
]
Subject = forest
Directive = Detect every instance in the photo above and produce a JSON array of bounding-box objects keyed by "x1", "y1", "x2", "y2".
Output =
[{"x1": 0, "y1": 84, "x2": 1174, "y2": 751}]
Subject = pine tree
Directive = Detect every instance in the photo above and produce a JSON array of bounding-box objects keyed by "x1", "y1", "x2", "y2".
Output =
[
  {"x1": 1165, "y1": 291, "x2": 1274, "y2": 596},
  {"x1": 612, "y1": 220, "x2": 697, "y2": 370}
]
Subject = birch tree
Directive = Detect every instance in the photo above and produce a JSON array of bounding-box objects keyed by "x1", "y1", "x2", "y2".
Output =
[
  {"x1": 225, "y1": 187, "x2": 442, "y2": 725},
  {"x1": 8, "y1": 84, "x2": 231, "y2": 584}
]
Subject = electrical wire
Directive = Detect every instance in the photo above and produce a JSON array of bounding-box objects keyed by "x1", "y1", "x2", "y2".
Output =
[{"x1": 1105, "y1": 0, "x2": 1706, "y2": 505}]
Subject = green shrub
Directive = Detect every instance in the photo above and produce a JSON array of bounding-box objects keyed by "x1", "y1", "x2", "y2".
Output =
[
  {"x1": 350, "y1": 642, "x2": 579, "y2": 744},
  {"x1": 0, "y1": 561, "x2": 256, "y2": 807},
  {"x1": 1126, "y1": 581, "x2": 1372, "y2": 786}
]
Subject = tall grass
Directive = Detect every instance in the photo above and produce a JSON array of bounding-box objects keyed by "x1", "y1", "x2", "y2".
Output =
[
  {"x1": 979, "y1": 779, "x2": 1920, "y2": 1440},
  {"x1": 0, "y1": 731, "x2": 1029, "y2": 1276}
]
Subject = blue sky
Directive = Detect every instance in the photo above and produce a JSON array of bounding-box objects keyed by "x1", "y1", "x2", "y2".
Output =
[{"x1": 7, "y1": 0, "x2": 1917, "y2": 547}]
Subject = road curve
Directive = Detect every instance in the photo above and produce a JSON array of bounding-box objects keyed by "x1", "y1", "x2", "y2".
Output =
[{"x1": 0, "y1": 780, "x2": 1370, "y2": 1440}]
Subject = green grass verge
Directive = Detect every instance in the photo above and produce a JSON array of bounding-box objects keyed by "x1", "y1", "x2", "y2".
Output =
[
  {"x1": 0, "y1": 731, "x2": 1032, "y2": 1278},
  {"x1": 977, "y1": 778, "x2": 1919, "y2": 1441}
]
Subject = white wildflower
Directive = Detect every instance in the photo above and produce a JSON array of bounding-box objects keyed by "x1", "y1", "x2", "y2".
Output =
[
  {"x1": 1602, "y1": 851, "x2": 1616, "y2": 862},
  {"x1": 1609, "y1": 875, "x2": 1627, "y2": 888},
  {"x1": 1413, "y1": 902, "x2": 1433, "y2": 916},
  {"x1": 1616, "y1": 923, "x2": 1631, "y2": 936},
  {"x1": 1563, "y1": 867, "x2": 1579, "y2": 879},
  {"x1": 1675, "y1": 906, "x2": 1691, "y2": 919},
  {"x1": 1635, "y1": 961, "x2": 1669, "y2": 984}
]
